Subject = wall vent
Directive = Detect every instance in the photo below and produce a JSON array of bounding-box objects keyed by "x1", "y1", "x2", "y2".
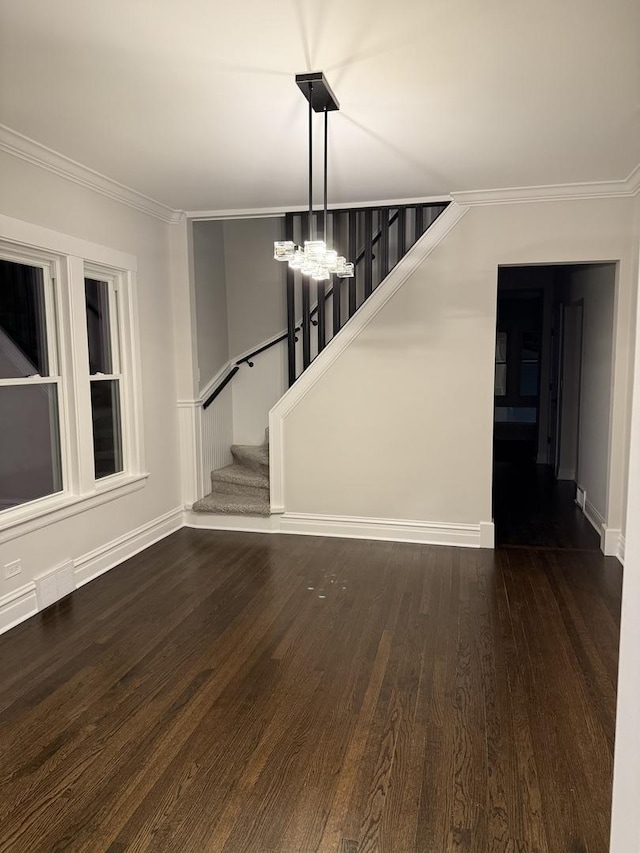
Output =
[
  {"x1": 576, "y1": 486, "x2": 586, "y2": 510},
  {"x1": 35, "y1": 560, "x2": 76, "y2": 611}
]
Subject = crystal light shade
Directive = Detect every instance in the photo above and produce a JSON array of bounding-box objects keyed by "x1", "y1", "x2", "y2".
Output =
[
  {"x1": 273, "y1": 240, "x2": 354, "y2": 279},
  {"x1": 336, "y1": 262, "x2": 354, "y2": 278},
  {"x1": 274, "y1": 241, "x2": 296, "y2": 262},
  {"x1": 304, "y1": 240, "x2": 326, "y2": 260}
]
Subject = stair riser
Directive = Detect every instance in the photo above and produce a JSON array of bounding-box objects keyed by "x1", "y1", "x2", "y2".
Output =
[
  {"x1": 193, "y1": 503, "x2": 271, "y2": 517},
  {"x1": 230, "y1": 447, "x2": 269, "y2": 473},
  {"x1": 210, "y1": 477, "x2": 269, "y2": 496}
]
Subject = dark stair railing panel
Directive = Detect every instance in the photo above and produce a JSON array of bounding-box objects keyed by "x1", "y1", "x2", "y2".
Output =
[
  {"x1": 301, "y1": 278, "x2": 311, "y2": 369},
  {"x1": 348, "y1": 211, "x2": 358, "y2": 319},
  {"x1": 285, "y1": 212, "x2": 296, "y2": 387},
  {"x1": 202, "y1": 201, "x2": 449, "y2": 404},
  {"x1": 380, "y1": 209, "x2": 390, "y2": 280},
  {"x1": 286, "y1": 201, "x2": 448, "y2": 386},
  {"x1": 364, "y1": 208, "x2": 373, "y2": 299},
  {"x1": 317, "y1": 281, "x2": 326, "y2": 352}
]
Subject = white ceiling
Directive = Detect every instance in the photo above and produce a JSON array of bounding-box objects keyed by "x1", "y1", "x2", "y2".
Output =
[{"x1": 1, "y1": 0, "x2": 639, "y2": 213}]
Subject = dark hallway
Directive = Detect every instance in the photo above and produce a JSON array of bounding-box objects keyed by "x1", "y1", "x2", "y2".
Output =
[
  {"x1": 492, "y1": 263, "x2": 616, "y2": 552},
  {"x1": 493, "y1": 457, "x2": 601, "y2": 549}
]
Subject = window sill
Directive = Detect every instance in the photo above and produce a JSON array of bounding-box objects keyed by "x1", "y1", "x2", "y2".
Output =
[{"x1": 0, "y1": 473, "x2": 150, "y2": 545}]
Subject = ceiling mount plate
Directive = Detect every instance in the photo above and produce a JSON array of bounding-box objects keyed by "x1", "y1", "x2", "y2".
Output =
[{"x1": 295, "y1": 72, "x2": 340, "y2": 112}]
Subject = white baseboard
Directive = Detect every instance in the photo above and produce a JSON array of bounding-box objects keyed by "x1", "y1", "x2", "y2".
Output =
[
  {"x1": 0, "y1": 507, "x2": 183, "y2": 636},
  {"x1": 582, "y1": 499, "x2": 622, "y2": 558},
  {"x1": 279, "y1": 513, "x2": 492, "y2": 548},
  {"x1": 602, "y1": 527, "x2": 623, "y2": 559},
  {"x1": 0, "y1": 582, "x2": 38, "y2": 635},
  {"x1": 1, "y1": 505, "x2": 495, "y2": 637},
  {"x1": 556, "y1": 468, "x2": 576, "y2": 482},
  {"x1": 584, "y1": 498, "x2": 606, "y2": 536},
  {"x1": 617, "y1": 535, "x2": 626, "y2": 564},
  {"x1": 74, "y1": 507, "x2": 183, "y2": 587},
  {"x1": 186, "y1": 509, "x2": 494, "y2": 549},
  {"x1": 480, "y1": 521, "x2": 496, "y2": 549}
]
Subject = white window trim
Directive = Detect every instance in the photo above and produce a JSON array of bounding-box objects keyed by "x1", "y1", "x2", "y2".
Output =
[
  {"x1": 0, "y1": 214, "x2": 147, "y2": 542},
  {"x1": 84, "y1": 264, "x2": 127, "y2": 480}
]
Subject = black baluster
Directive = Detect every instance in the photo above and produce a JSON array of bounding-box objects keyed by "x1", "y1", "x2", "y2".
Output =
[
  {"x1": 348, "y1": 210, "x2": 357, "y2": 317},
  {"x1": 398, "y1": 206, "x2": 406, "y2": 260},
  {"x1": 285, "y1": 213, "x2": 296, "y2": 386},
  {"x1": 364, "y1": 208, "x2": 373, "y2": 298},
  {"x1": 380, "y1": 208, "x2": 390, "y2": 281},
  {"x1": 415, "y1": 205, "x2": 424, "y2": 241},
  {"x1": 332, "y1": 211, "x2": 342, "y2": 335},
  {"x1": 302, "y1": 277, "x2": 311, "y2": 369},
  {"x1": 317, "y1": 281, "x2": 326, "y2": 352}
]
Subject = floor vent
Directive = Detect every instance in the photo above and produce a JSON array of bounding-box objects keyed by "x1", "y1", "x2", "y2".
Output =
[{"x1": 35, "y1": 560, "x2": 76, "y2": 610}]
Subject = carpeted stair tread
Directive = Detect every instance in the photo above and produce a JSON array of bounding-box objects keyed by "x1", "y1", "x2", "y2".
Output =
[
  {"x1": 211, "y1": 463, "x2": 268, "y2": 493},
  {"x1": 192, "y1": 486, "x2": 270, "y2": 517},
  {"x1": 192, "y1": 435, "x2": 271, "y2": 517}
]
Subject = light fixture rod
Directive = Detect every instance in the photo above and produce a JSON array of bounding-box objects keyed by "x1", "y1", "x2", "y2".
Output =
[
  {"x1": 323, "y1": 108, "x2": 328, "y2": 243},
  {"x1": 274, "y1": 72, "x2": 353, "y2": 283},
  {"x1": 308, "y1": 83, "x2": 314, "y2": 241}
]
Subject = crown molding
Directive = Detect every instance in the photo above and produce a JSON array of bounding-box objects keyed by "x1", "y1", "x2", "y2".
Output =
[
  {"x1": 451, "y1": 165, "x2": 640, "y2": 206},
  {"x1": 186, "y1": 195, "x2": 452, "y2": 220},
  {"x1": 186, "y1": 168, "x2": 640, "y2": 219},
  {"x1": 0, "y1": 125, "x2": 185, "y2": 224},
  {"x1": 2, "y1": 121, "x2": 637, "y2": 221}
]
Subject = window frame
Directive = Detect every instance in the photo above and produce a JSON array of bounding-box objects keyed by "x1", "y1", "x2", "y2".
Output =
[
  {"x1": 84, "y1": 265, "x2": 126, "y2": 482},
  {"x1": 0, "y1": 214, "x2": 147, "y2": 545}
]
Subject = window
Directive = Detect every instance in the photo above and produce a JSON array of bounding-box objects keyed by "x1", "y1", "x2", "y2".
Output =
[
  {"x1": 0, "y1": 218, "x2": 145, "y2": 536},
  {"x1": 85, "y1": 274, "x2": 123, "y2": 479},
  {"x1": 494, "y1": 331, "x2": 507, "y2": 396},
  {"x1": 0, "y1": 256, "x2": 64, "y2": 510}
]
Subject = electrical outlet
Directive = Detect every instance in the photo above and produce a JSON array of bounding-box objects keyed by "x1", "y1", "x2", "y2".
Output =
[{"x1": 4, "y1": 559, "x2": 22, "y2": 579}]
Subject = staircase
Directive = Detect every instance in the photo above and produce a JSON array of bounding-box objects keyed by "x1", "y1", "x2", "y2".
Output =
[
  {"x1": 194, "y1": 201, "x2": 449, "y2": 519},
  {"x1": 193, "y1": 433, "x2": 270, "y2": 517}
]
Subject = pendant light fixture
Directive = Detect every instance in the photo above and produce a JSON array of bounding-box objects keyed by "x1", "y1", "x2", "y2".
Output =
[{"x1": 274, "y1": 72, "x2": 354, "y2": 280}]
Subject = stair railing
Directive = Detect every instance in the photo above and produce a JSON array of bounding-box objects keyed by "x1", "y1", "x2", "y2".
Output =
[
  {"x1": 285, "y1": 201, "x2": 449, "y2": 386},
  {"x1": 202, "y1": 200, "x2": 449, "y2": 408}
]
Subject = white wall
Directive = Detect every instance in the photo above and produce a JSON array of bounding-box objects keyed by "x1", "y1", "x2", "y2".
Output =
[
  {"x1": 223, "y1": 217, "x2": 285, "y2": 358},
  {"x1": 223, "y1": 218, "x2": 287, "y2": 444},
  {"x1": 189, "y1": 217, "x2": 288, "y2": 447},
  {"x1": 276, "y1": 197, "x2": 636, "y2": 537},
  {"x1": 610, "y1": 192, "x2": 640, "y2": 853},
  {"x1": 0, "y1": 150, "x2": 181, "y2": 601},
  {"x1": 561, "y1": 264, "x2": 616, "y2": 526},
  {"x1": 192, "y1": 220, "x2": 229, "y2": 390}
]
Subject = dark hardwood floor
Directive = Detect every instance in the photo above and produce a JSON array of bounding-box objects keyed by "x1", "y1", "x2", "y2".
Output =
[
  {"x1": 0, "y1": 527, "x2": 621, "y2": 852},
  {"x1": 493, "y1": 459, "x2": 601, "y2": 550}
]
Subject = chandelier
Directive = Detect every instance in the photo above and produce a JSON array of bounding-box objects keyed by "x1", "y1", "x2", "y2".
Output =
[{"x1": 274, "y1": 72, "x2": 354, "y2": 281}]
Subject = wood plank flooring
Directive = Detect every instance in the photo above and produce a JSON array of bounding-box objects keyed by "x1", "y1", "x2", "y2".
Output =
[
  {"x1": 0, "y1": 528, "x2": 621, "y2": 852},
  {"x1": 493, "y1": 461, "x2": 601, "y2": 550}
]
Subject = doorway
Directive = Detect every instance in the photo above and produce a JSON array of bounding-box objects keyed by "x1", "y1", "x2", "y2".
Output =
[{"x1": 492, "y1": 263, "x2": 616, "y2": 549}]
